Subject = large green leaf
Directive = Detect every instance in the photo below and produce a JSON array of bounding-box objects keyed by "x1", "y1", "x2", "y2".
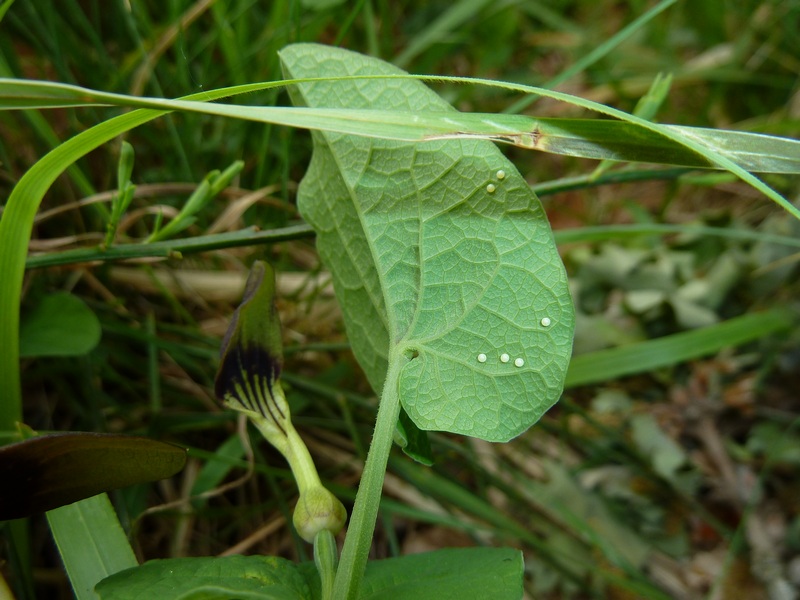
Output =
[
  {"x1": 95, "y1": 547, "x2": 523, "y2": 600},
  {"x1": 96, "y1": 555, "x2": 314, "y2": 600},
  {"x1": 281, "y1": 44, "x2": 574, "y2": 442}
]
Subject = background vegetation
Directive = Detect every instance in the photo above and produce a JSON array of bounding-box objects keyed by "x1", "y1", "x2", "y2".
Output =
[{"x1": 1, "y1": 0, "x2": 799, "y2": 598}]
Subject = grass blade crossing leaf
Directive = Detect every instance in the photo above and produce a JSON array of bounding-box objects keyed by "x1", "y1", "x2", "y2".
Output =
[
  {"x1": 281, "y1": 43, "x2": 574, "y2": 442},
  {"x1": 5, "y1": 74, "x2": 800, "y2": 175}
]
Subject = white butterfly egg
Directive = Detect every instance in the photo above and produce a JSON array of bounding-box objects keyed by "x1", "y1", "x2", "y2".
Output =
[
  {"x1": 477, "y1": 353, "x2": 488, "y2": 363},
  {"x1": 514, "y1": 357, "x2": 525, "y2": 368},
  {"x1": 541, "y1": 317, "x2": 552, "y2": 327},
  {"x1": 486, "y1": 183, "x2": 496, "y2": 193},
  {"x1": 500, "y1": 353, "x2": 510, "y2": 363},
  {"x1": 496, "y1": 170, "x2": 506, "y2": 180}
]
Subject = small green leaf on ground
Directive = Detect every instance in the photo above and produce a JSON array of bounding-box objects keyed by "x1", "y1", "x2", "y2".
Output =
[{"x1": 19, "y1": 292, "x2": 101, "y2": 357}]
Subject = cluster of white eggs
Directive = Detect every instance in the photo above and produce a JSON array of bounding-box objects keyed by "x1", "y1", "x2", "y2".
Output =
[{"x1": 472, "y1": 169, "x2": 554, "y2": 369}]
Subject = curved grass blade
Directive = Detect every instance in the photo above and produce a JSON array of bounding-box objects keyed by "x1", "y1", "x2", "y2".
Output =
[{"x1": 3, "y1": 78, "x2": 798, "y2": 175}]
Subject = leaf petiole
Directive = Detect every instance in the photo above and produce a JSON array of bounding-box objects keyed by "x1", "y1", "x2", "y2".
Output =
[{"x1": 332, "y1": 346, "x2": 406, "y2": 599}]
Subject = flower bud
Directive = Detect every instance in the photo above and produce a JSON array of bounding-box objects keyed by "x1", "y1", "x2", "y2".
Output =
[
  {"x1": 215, "y1": 261, "x2": 347, "y2": 542},
  {"x1": 293, "y1": 485, "x2": 347, "y2": 543}
]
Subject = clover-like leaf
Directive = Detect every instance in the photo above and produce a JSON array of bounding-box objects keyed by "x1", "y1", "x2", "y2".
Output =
[
  {"x1": 19, "y1": 292, "x2": 101, "y2": 358},
  {"x1": 281, "y1": 44, "x2": 574, "y2": 442}
]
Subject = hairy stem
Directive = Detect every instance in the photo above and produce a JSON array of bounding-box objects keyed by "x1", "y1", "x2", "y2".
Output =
[{"x1": 331, "y1": 347, "x2": 405, "y2": 599}]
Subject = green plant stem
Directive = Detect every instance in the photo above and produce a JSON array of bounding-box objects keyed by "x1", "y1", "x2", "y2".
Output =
[
  {"x1": 314, "y1": 529, "x2": 338, "y2": 600},
  {"x1": 24, "y1": 221, "x2": 800, "y2": 272},
  {"x1": 24, "y1": 224, "x2": 315, "y2": 270},
  {"x1": 252, "y1": 418, "x2": 322, "y2": 491},
  {"x1": 331, "y1": 347, "x2": 405, "y2": 600}
]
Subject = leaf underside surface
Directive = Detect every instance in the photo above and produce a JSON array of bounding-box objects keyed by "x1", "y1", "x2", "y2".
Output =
[{"x1": 281, "y1": 44, "x2": 574, "y2": 442}]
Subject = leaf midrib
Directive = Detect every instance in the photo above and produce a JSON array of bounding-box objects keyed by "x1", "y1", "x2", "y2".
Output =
[{"x1": 322, "y1": 132, "x2": 403, "y2": 345}]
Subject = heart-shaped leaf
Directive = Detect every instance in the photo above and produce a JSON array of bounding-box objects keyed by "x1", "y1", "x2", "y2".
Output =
[{"x1": 281, "y1": 44, "x2": 574, "y2": 442}]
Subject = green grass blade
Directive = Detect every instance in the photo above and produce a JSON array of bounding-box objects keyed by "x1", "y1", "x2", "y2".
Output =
[
  {"x1": 565, "y1": 309, "x2": 795, "y2": 388},
  {"x1": 670, "y1": 124, "x2": 800, "y2": 174},
  {"x1": 24, "y1": 224, "x2": 315, "y2": 270},
  {"x1": 0, "y1": 0, "x2": 16, "y2": 23},
  {"x1": 47, "y1": 494, "x2": 137, "y2": 600},
  {"x1": 553, "y1": 223, "x2": 800, "y2": 248},
  {"x1": 3, "y1": 79, "x2": 798, "y2": 174},
  {"x1": 532, "y1": 167, "x2": 693, "y2": 195},
  {"x1": 446, "y1": 74, "x2": 800, "y2": 221},
  {"x1": 558, "y1": 117, "x2": 792, "y2": 172}
]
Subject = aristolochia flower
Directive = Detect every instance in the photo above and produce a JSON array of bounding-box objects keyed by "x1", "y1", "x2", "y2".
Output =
[{"x1": 214, "y1": 261, "x2": 346, "y2": 542}]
